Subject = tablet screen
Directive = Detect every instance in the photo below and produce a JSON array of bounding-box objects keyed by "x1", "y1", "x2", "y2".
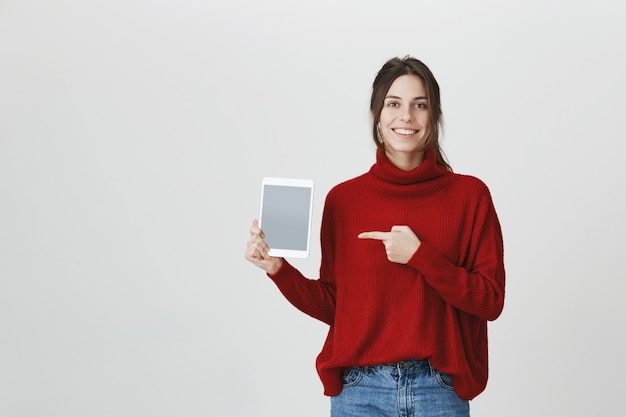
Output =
[{"x1": 259, "y1": 178, "x2": 314, "y2": 258}]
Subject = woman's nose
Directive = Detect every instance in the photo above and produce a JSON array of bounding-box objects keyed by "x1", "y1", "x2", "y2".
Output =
[{"x1": 400, "y1": 109, "x2": 414, "y2": 122}]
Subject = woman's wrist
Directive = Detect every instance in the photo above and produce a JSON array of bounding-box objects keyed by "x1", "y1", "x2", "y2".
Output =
[{"x1": 267, "y1": 257, "x2": 284, "y2": 276}]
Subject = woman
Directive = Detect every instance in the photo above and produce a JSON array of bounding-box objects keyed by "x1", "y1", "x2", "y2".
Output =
[{"x1": 245, "y1": 56, "x2": 505, "y2": 417}]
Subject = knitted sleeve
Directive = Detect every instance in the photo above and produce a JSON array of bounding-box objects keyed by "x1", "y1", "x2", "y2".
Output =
[
  {"x1": 266, "y1": 195, "x2": 337, "y2": 325},
  {"x1": 407, "y1": 183, "x2": 505, "y2": 321}
]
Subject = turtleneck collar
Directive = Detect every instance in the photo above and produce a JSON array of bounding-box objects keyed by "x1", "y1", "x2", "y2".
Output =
[{"x1": 369, "y1": 148, "x2": 447, "y2": 185}]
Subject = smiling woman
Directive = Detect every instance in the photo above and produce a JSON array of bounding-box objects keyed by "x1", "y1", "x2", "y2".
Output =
[
  {"x1": 244, "y1": 56, "x2": 505, "y2": 417},
  {"x1": 377, "y1": 74, "x2": 432, "y2": 170},
  {"x1": 370, "y1": 57, "x2": 451, "y2": 172}
]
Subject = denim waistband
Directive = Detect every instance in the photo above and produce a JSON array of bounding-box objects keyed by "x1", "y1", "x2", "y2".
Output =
[{"x1": 353, "y1": 359, "x2": 433, "y2": 376}]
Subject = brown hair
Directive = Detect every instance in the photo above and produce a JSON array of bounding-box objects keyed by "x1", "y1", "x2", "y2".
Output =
[{"x1": 370, "y1": 56, "x2": 452, "y2": 171}]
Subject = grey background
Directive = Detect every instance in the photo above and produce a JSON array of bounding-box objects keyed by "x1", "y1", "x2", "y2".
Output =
[{"x1": 1, "y1": 0, "x2": 625, "y2": 416}]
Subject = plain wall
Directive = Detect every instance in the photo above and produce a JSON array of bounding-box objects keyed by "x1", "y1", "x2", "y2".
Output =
[{"x1": 1, "y1": 1, "x2": 625, "y2": 416}]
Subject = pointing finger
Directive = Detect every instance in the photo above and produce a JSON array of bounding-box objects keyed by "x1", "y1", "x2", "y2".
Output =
[{"x1": 358, "y1": 231, "x2": 390, "y2": 240}]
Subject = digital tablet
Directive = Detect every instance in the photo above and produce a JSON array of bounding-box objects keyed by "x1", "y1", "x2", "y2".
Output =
[{"x1": 259, "y1": 177, "x2": 314, "y2": 258}]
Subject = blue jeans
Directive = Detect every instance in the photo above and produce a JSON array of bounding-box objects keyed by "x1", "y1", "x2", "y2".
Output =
[{"x1": 330, "y1": 360, "x2": 470, "y2": 417}]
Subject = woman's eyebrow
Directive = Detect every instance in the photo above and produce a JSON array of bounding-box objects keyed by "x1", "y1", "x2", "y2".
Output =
[{"x1": 385, "y1": 95, "x2": 428, "y2": 100}]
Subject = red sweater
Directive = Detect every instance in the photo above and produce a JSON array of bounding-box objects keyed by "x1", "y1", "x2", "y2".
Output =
[{"x1": 268, "y1": 148, "x2": 505, "y2": 400}]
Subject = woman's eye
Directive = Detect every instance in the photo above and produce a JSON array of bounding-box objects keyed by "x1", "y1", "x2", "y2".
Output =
[
  {"x1": 387, "y1": 102, "x2": 398, "y2": 108},
  {"x1": 414, "y1": 103, "x2": 427, "y2": 109}
]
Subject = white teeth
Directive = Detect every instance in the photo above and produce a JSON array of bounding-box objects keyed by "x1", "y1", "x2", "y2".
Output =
[{"x1": 394, "y1": 129, "x2": 417, "y2": 135}]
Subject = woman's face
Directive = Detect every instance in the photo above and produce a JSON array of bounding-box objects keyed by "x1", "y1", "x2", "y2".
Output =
[{"x1": 378, "y1": 74, "x2": 431, "y2": 168}]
